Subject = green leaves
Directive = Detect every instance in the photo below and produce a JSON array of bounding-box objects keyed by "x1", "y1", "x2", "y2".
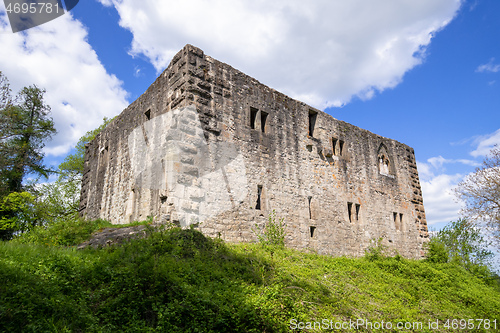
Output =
[
  {"x1": 0, "y1": 72, "x2": 56, "y2": 195},
  {"x1": 426, "y1": 218, "x2": 494, "y2": 272},
  {"x1": 1, "y1": 227, "x2": 500, "y2": 332},
  {"x1": 252, "y1": 210, "x2": 286, "y2": 248},
  {"x1": 0, "y1": 191, "x2": 43, "y2": 240},
  {"x1": 58, "y1": 116, "x2": 113, "y2": 180},
  {"x1": 0, "y1": 73, "x2": 112, "y2": 239}
]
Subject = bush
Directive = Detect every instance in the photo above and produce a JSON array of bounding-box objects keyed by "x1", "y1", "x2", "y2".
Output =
[
  {"x1": 252, "y1": 210, "x2": 286, "y2": 248},
  {"x1": 364, "y1": 237, "x2": 398, "y2": 261},
  {"x1": 12, "y1": 217, "x2": 112, "y2": 246},
  {"x1": 0, "y1": 192, "x2": 44, "y2": 240},
  {"x1": 426, "y1": 219, "x2": 494, "y2": 272},
  {"x1": 425, "y1": 238, "x2": 449, "y2": 264},
  {"x1": 1, "y1": 225, "x2": 500, "y2": 332}
]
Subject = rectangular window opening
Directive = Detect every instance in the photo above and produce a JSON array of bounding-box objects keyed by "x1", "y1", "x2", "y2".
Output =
[
  {"x1": 144, "y1": 109, "x2": 151, "y2": 121},
  {"x1": 261, "y1": 111, "x2": 268, "y2": 133},
  {"x1": 355, "y1": 204, "x2": 360, "y2": 221},
  {"x1": 393, "y1": 212, "x2": 398, "y2": 223},
  {"x1": 339, "y1": 140, "x2": 344, "y2": 156},
  {"x1": 310, "y1": 226, "x2": 316, "y2": 238},
  {"x1": 256, "y1": 185, "x2": 262, "y2": 210},
  {"x1": 400, "y1": 213, "x2": 404, "y2": 230},
  {"x1": 347, "y1": 202, "x2": 353, "y2": 223},
  {"x1": 250, "y1": 107, "x2": 258, "y2": 130},
  {"x1": 332, "y1": 138, "x2": 338, "y2": 156},
  {"x1": 308, "y1": 110, "x2": 317, "y2": 137}
]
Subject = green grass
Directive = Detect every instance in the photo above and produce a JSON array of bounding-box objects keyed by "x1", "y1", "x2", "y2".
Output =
[
  {"x1": 10, "y1": 216, "x2": 152, "y2": 247},
  {"x1": 1, "y1": 222, "x2": 499, "y2": 332}
]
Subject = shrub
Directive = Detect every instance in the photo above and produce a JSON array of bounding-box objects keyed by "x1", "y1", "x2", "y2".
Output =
[
  {"x1": 0, "y1": 192, "x2": 44, "y2": 240},
  {"x1": 252, "y1": 210, "x2": 286, "y2": 248},
  {"x1": 12, "y1": 217, "x2": 112, "y2": 246},
  {"x1": 364, "y1": 237, "x2": 393, "y2": 261},
  {"x1": 424, "y1": 238, "x2": 449, "y2": 264},
  {"x1": 427, "y1": 219, "x2": 494, "y2": 272}
]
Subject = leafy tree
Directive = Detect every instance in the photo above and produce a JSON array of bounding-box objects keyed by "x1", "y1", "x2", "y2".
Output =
[
  {"x1": 0, "y1": 72, "x2": 56, "y2": 239},
  {"x1": 0, "y1": 73, "x2": 56, "y2": 194},
  {"x1": 0, "y1": 70, "x2": 11, "y2": 111},
  {"x1": 455, "y1": 145, "x2": 500, "y2": 248},
  {"x1": 425, "y1": 218, "x2": 494, "y2": 272},
  {"x1": 0, "y1": 72, "x2": 13, "y2": 197},
  {"x1": 0, "y1": 192, "x2": 44, "y2": 240}
]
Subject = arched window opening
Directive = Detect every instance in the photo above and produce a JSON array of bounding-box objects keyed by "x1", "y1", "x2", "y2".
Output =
[{"x1": 377, "y1": 143, "x2": 393, "y2": 176}]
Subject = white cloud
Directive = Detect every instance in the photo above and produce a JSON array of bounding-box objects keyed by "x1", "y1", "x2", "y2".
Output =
[
  {"x1": 420, "y1": 173, "x2": 463, "y2": 225},
  {"x1": 98, "y1": 0, "x2": 462, "y2": 109},
  {"x1": 471, "y1": 128, "x2": 500, "y2": 157},
  {"x1": 0, "y1": 11, "x2": 129, "y2": 157},
  {"x1": 418, "y1": 156, "x2": 479, "y2": 179},
  {"x1": 417, "y1": 128, "x2": 500, "y2": 226},
  {"x1": 417, "y1": 156, "x2": 479, "y2": 226},
  {"x1": 476, "y1": 58, "x2": 500, "y2": 73}
]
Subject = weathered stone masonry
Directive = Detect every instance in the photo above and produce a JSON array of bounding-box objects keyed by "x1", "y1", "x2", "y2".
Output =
[{"x1": 80, "y1": 44, "x2": 428, "y2": 258}]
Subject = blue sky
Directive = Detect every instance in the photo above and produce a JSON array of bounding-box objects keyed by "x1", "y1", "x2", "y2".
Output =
[{"x1": 0, "y1": 0, "x2": 499, "y2": 231}]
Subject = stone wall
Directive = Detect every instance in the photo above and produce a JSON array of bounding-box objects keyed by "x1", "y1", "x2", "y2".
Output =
[{"x1": 80, "y1": 44, "x2": 429, "y2": 258}]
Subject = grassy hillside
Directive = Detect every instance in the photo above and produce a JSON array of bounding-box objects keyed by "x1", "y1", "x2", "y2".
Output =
[{"x1": 1, "y1": 221, "x2": 499, "y2": 332}]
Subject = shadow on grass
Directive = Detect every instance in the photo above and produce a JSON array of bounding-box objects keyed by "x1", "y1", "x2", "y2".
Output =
[{"x1": 1, "y1": 227, "x2": 303, "y2": 332}]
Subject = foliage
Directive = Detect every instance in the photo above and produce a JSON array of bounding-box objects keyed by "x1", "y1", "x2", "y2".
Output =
[
  {"x1": 0, "y1": 73, "x2": 56, "y2": 194},
  {"x1": 31, "y1": 177, "x2": 82, "y2": 224},
  {"x1": 1, "y1": 223, "x2": 499, "y2": 332},
  {"x1": 425, "y1": 238, "x2": 449, "y2": 264},
  {"x1": 17, "y1": 117, "x2": 116, "y2": 231},
  {"x1": 0, "y1": 70, "x2": 11, "y2": 110},
  {"x1": 58, "y1": 116, "x2": 114, "y2": 181},
  {"x1": 0, "y1": 72, "x2": 113, "y2": 239},
  {"x1": 7, "y1": 117, "x2": 114, "y2": 237},
  {"x1": 0, "y1": 72, "x2": 56, "y2": 239},
  {"x1": 425, "y1": 218, "x2": 494, "y2": 273},
  {"x1": 252, "y1": 210, "x2": 286, "y2": 248},
  {"x1": 456, "y1": 145, "x2": 500, "y2": 248},
  {"x1": 13, "y1": 217, "x2": 112, "y2": 247},
  {"x1": 0, "y1": 192, "x2": 44, "y2": 240},
  {"x1": 364, "y1": 237, "x2": 395, "y2": 261}
]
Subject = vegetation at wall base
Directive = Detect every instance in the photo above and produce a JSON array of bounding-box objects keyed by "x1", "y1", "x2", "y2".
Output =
[{"x1": 1, "y1": 221, "x2": 499, "y2": 332}]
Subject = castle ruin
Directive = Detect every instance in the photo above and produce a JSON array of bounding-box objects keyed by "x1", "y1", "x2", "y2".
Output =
[{"x1": 80, "y1": 45, "x2": 428, "y2": 258}]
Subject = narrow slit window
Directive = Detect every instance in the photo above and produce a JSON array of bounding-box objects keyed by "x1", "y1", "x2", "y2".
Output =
[
  {"x1": 250, "y1": 107, "x2": 258, "y2": 130},
  {"x1": 332, "y1": 138, "x2": 338, "y2": 156},
  {"x1": 355, "y1": 204, "x2": 360, "y2": 221},
  {"x1": 339, "y1": 140, "x2": 344, "y2": 156},
  {"x1": 308, "y1": 196, "x2": 312, "y2": 220},
  {"x1": 308, "y1": 110, "x2": 317, "y2": 137},
  {"x1": 347, "y1": 202, "x2": 353, "y2": 223},
  {"x1": 261, "y1": 111, "x2": 268, "y2": 133},
  {"x1": 256, "y1": 185, "x2": 262, "y2": 210},
  {"x1": 310, "y1": 226, "x2": 316, "y2": 238},
  {"x1": 400, "y1": 213, "x2": 404, "y2": 231},
  {"x1": 144, "y1": 109, "x2": 151, "y2": 121},
  {"x1": 394, "y1": 212, "x2": 401, "y2": 231},
  {"x1": 100, "y1": 146, "x2": 109, "y2": 166}
]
